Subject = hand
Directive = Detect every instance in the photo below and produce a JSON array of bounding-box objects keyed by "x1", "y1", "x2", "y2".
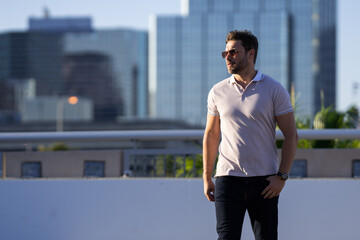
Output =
[
  {"x1": 203, "y1": 178, "x2": 215, "y2": 202},
  {"x1": 261, "y1": 175, "x2": 286, "y2": 199}
]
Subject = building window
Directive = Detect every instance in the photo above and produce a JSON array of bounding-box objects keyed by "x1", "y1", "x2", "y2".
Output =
[
  {"x1": 352, "y1": 160, "x2": 360, "y2": 178},
  {"x1": 84, "y1": 161, "x2": 105, "y2": 177},
  {"x1": 22, "y1": 162, "x2": 42, "y2": 178},
  {"x1": 289, "y1": 159, "x2": 307, "y2": 178}
]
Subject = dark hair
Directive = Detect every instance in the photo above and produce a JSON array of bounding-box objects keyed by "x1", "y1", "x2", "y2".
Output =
[{"x1": 225, "y1": 30, "x2": 258, "y2": 64}]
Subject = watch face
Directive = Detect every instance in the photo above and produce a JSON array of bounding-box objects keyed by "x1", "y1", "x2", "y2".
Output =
[
  {"x1": 281, "y1": 174, "x2": 288, "y2": 180},
  {"x1": 278, "y1": 172, "x2": 288, "y2": 181}
]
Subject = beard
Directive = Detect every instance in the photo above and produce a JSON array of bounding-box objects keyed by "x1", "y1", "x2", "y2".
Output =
[{"x1": 227, "y1": 56, "x2": 248, "y2": 74}]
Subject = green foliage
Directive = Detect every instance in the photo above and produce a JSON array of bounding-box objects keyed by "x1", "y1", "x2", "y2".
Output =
[
  {"x1": 311, "y1": 93, "x2": 359, "y2": 148},
  {"x1": 313, "y1": 105, "x2": 345, "y2": 129},
  {"x1": 296, "y1": 117, "x2": 311, "y2": 129},
  {"x1": 154, "y1": 154, "x2": 174, "y2": 177},
  {"x1": 295, "y1": 116, "x2": 312, "y2": 149},
  {"x1": 175, "y1": 154, "x2": 203, "y2": 178},
  {"x1": 334, "y1": 140, "x2": 360, "y2": 149},
  {"x1": 154, "y1": 154, "x2": 203, "y2": 178},
  {"x1": 37, "y1": 142, "x2": 70, "y2": 151},
  {"x1": 48, "y1": 142, "x2": 70, "y2": 151},
  {"x1": 343, "y1": 105, "x2": 359, "y2": 128},
  {"x1": 292, "y1": 88, "x2": 359, "y2": 149},
  {"x1": 312, "y1": 105, "x2": 344, "y2": 148},
  {"x1": 297, "y1": 139, "x2": 312, "y2": 149}
]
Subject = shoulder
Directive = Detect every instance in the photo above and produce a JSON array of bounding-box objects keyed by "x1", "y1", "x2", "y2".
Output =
[
  {"x1": 259, "y1": 74, "x2": 288, "y2": 93},
  {"x1": 210, "y1": 76, "x2": 232, "y2": 93},
  {"x1": 260, "y1": 74, "x2": 282, "y2": 86},
  {"x1": 213, "y1": 76, "x2": 232, "y2": 89}
]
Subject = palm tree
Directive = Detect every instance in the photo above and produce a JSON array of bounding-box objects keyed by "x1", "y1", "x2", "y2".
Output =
[{"x1": 313, "y1": 90, "x2": 359, "y2": 148}]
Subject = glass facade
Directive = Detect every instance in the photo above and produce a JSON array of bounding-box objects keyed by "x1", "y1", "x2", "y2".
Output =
[
  {"x1": 150, "y1": 0, "x2": 336, "y2": 125},
  {"x1": 0, "y1": 32, "x2": 63, "y2": 121},
  {"x1": 63, "y1": 29, "x2": 148, "y2": 119},
  {"x1": 27, "y1": 32, "x2": 64, "y2": 96},
  {"x1": 29, "y1": 17, "x2": 92, "y2": 32},
  {"x1": 0, "y1": 25, "x2": 148, "y2": 122}
]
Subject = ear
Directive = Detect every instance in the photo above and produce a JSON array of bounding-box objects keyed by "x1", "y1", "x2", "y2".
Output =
[
  {"x1": 248, "y1": 49, "x2": 255, "y2": 56},
  {"x1": 247, "y1": 49, "x2": 255, "y2": 60}
]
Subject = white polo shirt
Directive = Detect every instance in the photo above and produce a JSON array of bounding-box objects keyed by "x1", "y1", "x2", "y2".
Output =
[{"x1": 207, "y1": 70, "x2": 293, "y2": 177}]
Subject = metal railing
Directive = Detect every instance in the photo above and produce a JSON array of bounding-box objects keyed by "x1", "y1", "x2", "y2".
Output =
[
  {"x1": 1, "y1": 129, "x2": 360, "y2": 178},
  {"x1": 0, "y1": 129, "x2": 204, "y2": 143},
  {"x1": 0, "y1": 129, "x2": 360, "y2": 143}
]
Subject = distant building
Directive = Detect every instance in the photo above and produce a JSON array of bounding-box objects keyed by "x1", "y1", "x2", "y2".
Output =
[
  {"x1": 62, "y1": 52, "x2": 118, "y2": 121},
  {"x1": 29, "y1": 17, "x2": 92, "y2": 33},
  {"x1": 63, "y1": 29, "x2": 148, "y2": 119},
  {"x1": 21, "y1": 96, "x2": 93, "y2": 123},
  {"x1": 0, "y1": 31, "x2": 67, "y2": 97},
  {"x1": 0, "y1": 16, "x2": 148, "y2": 123},
  {"x1": 150, "y1": 0, "x2": 336, "y2": 125},
  {"x1": 0, "y1": 78, "x2": 35, "y2": 123}
]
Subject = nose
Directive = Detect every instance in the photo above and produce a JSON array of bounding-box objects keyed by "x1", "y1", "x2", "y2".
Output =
[{"x1": 225, "y1": 52, "x2": 232, "y2": 60}]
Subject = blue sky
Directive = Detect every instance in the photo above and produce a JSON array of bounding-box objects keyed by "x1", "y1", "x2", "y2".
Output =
[
  {"x1": 0, "y1": 0, "x2": 358, "y2": 111},
  {"x1": 0, "y1": 0, "x2": 181, "y2": 31},
  {"x1": 337, "y1": 0, "x2": 360, "y2": 111}
]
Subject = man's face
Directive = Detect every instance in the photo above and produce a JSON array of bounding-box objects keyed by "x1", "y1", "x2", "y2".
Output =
[{"x1": 223, "y1": 40, "x2": 249, "y2": 74}]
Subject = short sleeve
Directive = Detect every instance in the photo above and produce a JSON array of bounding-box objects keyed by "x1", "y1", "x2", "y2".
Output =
[
  {"x1": 207, "y1": 87, "x2": 219, "y2": 116},
  {"x1": 273, "y1": 83, "x2": 293, "y2": 116}
]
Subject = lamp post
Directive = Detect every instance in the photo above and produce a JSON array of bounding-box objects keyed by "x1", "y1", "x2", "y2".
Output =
[{"x1": 56, "y1": 96, "x2": 78, "y2": 132}]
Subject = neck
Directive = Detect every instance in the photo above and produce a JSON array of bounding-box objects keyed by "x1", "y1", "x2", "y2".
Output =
[{"x1": 233, "y1": 68, "x2": 257, "y2": 88}]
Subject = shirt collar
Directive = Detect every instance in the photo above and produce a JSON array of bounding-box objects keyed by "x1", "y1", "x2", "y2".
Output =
[{"x1": 229, "y1": 70, "x2": 263, "y2": 84}]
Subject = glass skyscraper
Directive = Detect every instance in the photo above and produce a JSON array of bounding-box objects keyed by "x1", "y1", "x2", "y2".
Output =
[
  {"x1": 0, "y1": 18, "x2": 148, "y2": 122},
  {"x1": 150, "y1": 0, "x2": 336, "y2": 125},
  {"x1": 63, "y1": 29, "x2": 148, "y2": 119}
]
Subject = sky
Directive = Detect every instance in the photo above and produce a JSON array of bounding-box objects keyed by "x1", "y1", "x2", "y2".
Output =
[
  {"x1": 0, "y1": 0, "x2": 359, "y2": 112},
  {"x1": 0, "y1": 0, "x2": 181, "y2": 31}
]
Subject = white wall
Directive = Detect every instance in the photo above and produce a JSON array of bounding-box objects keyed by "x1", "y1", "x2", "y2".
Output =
[{"x1": 0, "y1": 179, "x2": 359, "y2": 240}]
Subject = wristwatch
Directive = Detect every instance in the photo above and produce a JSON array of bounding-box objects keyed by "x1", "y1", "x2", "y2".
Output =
[{"x1": 277, "y1": 172, "x2": 289, "y2": 181}]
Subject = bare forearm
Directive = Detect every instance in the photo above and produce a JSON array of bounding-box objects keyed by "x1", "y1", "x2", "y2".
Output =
[
  {"x1": 203, "y1": 134, "x2": 219, "y2": 180},
  {"x1": 279, "y1": 134, "x2": 298, "y2": 173}
]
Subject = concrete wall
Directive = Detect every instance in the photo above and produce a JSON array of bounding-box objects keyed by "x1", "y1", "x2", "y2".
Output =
[
  {"x1": 3, "y1": 149, "x2": 360, "y2": 178},
  {"x1": 5, "y1": 150, "x2": 123, "y2": 178},
  {"x1": 292, "y1": 149, "x2": 360, "y2": 177},
  {"x1": 0, "y1": 179, "x2": 359, "y2": 240}
]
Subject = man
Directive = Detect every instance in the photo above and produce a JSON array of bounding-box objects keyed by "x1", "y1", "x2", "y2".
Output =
[{"x1": 203, "y1": 30, "x2": 298, "y2": 240}]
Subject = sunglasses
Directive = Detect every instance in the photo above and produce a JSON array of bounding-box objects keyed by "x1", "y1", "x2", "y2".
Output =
[{"x1": 221, "y1": 49, "x2": 238, "y2": 59}]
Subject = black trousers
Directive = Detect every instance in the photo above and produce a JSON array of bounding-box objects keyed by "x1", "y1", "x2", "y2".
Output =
[{"x1": 215, "y1": 176, "x2": 279, "y2": 240}]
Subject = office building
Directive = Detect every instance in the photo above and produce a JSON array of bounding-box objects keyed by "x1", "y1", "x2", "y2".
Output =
[
  {"x1": 0, "y1": 17, "x2": 148, "y2": 122},
  {"x1": 149, "y1": 0, "x2": 336, "y2": 125},
  {"x1": 0, "y1": 31, "x2": 63, "y2": 122},
  {"x1": 0, "y1": 31, "x2": 63, "y2": 97},
  {"x1": 29, "y1": 17, "x2": 92, "y2": 32},
  {"x1": 63, "y1": 29, "x2": 148, "y2": 119},
  {"x1": 21, "y1": 96, "x2": 93, "y2": 123}
]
